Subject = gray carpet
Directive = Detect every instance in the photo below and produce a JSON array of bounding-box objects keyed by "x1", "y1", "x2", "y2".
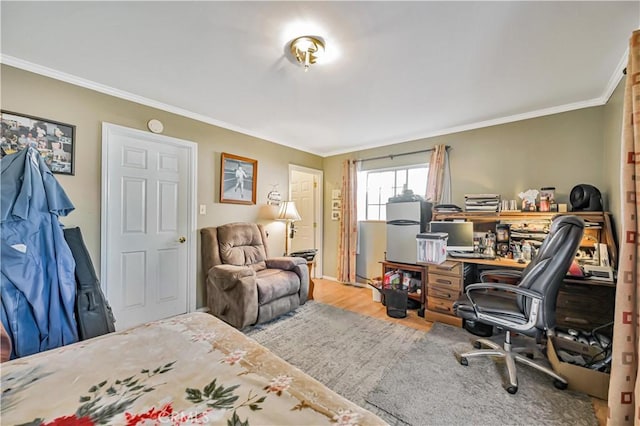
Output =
[
  {"x1": 244, "y1": 301, "x2": 425, "y2": 407},
  {"x1": 366, "y1": 322, "x2": 598, "y2": 426},
  {"x1": 244, "y1": 302, "x2": 598, "y2": 426}
]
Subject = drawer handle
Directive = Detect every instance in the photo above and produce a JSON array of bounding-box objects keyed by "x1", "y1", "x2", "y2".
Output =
[{"x1": 436, "y1": 279, "x2": 452, "y2": 285}]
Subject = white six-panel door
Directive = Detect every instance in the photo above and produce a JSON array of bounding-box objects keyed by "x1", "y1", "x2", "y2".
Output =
[
  {"x1": 101, "y1": 123, "x2": 197, "y2": 330},
  {"x1": 289, "y1": 165, "x2": 323, "y2": 278}
]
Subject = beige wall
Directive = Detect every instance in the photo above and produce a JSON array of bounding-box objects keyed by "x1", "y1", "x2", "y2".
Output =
[
  {"x1": 2, "y1": 64, "x2": 626, "y2": 293},
  {"x1": 1, "y1": 65, "x2": 322, "y2": 308},
  {"x1": 603, "y1": 77, "x2": 625, "y2": 245},
  {"x1": 324, "y1": 106, "x2": 614, "y2": 278}
]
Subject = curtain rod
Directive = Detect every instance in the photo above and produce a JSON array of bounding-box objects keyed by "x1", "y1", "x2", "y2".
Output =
[{"x1": 354, "y1": 145, "x2": 450, "y2": 164}]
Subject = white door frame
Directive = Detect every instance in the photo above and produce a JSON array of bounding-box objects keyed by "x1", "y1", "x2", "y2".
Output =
[
  {"x1": 101, "y1": 122, "x2": 198, "y2": 314},
  {"x1": 288, "y1": 164, "x2": 323, "y2": 277}
]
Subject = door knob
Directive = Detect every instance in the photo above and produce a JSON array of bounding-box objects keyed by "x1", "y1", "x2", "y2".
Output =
[{"x1": 178, "y1": 236, "x2": 186, "y2": 243}]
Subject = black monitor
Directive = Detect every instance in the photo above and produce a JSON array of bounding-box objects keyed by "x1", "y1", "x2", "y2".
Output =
[{"x1": 429, "y1": 221, "x2": 474, "y2": 252}]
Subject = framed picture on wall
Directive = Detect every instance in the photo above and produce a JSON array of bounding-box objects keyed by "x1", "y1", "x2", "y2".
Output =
[
  {"x1": 220, "y1": 152, "x2": 257, "y2": 205},
  {"x1": 1, "y1": 110, "x2": 76, "y2": 175}
]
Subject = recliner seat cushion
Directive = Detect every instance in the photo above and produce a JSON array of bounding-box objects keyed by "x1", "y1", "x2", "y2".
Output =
[
  {"x1": 256, "y1": 269, "x2": 301, "y2": 304},
  {"x1": 257, "y1": 295, "x2": 300, "y2": 325}
]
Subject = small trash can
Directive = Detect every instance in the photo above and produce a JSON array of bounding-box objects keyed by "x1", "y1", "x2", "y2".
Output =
[{"x1": 383, "y1": 288, "x2": 408, "y2": 318}]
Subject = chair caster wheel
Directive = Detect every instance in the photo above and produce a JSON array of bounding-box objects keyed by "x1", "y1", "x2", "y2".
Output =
[
  {"x1": 506, "y1": 385, "x2": 518, "y2": 394},
  {"x1": 473, "y1": 341, "x2": 482, "y2": 349},
  {"x1": 459, "y1": 356, "x2": 468, "y2": 366},
  {"x1": 553, "y1": 379, "x2": 568, "y2": 390}
]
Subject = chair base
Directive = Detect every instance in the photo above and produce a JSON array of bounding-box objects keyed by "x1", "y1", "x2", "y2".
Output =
[{"x1": 455, "y1": 331, "x2": 568, "y2": 394}]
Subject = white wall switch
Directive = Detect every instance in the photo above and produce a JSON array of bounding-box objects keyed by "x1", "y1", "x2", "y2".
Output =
[{"x1": 199, "y1": 204, "x2": 206, "y2": 215}]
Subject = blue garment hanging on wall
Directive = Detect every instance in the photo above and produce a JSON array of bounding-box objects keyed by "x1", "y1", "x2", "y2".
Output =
[{"x1": 1, "y1": 147, "x2": 78, "y2": 358}]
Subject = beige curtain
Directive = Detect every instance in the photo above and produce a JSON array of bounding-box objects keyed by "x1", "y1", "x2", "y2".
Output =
[
  {"x1": 608, "y1": 30, "x2": 640, "y2": 425},
  {"x1": 425, "y1": 144, "x2": 451, "y2": 204},
  {"x1": 337, "y1": 159, "x2": 357, "y2": 284}
]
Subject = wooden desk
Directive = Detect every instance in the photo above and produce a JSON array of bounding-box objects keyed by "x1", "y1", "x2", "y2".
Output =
[
  {"x1": 448, "y1": 256, "x2": 616, "y2": 287},
  {"x1": 443, "y1": 256, "x2": 615, "y2": 329},
  {"x1": 449, "y1": 256, "x2": 527, "y2": 270}
]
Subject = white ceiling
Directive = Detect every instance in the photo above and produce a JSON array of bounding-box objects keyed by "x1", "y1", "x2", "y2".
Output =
[{"x1": 1, "y1": 1, "x2": 638, "y2": 156}]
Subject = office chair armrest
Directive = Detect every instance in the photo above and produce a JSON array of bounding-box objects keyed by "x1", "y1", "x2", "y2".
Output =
[
  {"x1": 465, "y1": 282, "x2": 542, "y2": 301},
  {"x1": 479, "y1": 269, "x2": 522, "y2": 283},
  {"x1": 464, "y1": 283, "x2": 543, "y2": 332}
]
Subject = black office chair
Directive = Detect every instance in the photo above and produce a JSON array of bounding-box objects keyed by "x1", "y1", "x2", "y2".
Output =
[{"x1": 452, "y1": 215, "x2": 585, "y2": 394}]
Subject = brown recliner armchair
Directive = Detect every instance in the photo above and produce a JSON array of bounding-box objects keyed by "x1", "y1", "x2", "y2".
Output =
[{"x1": 200, "y1": 222, "x2": 309, "y2": 329}]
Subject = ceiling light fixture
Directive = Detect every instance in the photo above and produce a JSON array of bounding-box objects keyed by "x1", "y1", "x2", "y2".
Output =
[{"x1": 289, "y1": 36, "x2": 325, "y2": 72}]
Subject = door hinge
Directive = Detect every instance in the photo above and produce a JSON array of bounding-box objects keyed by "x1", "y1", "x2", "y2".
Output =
[
  {"x1": 313, "y1": 181, "x2": 317, "y2": 188},
  {"x1": 313, "y1": 222, "x2": 317, "y2": 228}
]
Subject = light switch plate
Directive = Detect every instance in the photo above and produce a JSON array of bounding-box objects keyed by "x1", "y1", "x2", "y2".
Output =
[{"x1": 199, "y1": 204, "x2": 206, "y2": 215}]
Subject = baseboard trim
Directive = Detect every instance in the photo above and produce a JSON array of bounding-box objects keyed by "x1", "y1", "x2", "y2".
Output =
[{"x1": 321, "y1": 276, "x2": 367, "y2": 288}]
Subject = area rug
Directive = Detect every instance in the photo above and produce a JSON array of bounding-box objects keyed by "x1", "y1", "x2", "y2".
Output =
[
  {"x1": 244, "y1": 301, "x2": 425, "y2": 408},
  {"x1": 365, "y1": 322, "x2": 598, "y2": 426}
]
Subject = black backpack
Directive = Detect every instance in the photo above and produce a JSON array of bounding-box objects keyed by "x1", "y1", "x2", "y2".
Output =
[{"x1": 63, "y1": 227, "x2": 116, "y2": 339}]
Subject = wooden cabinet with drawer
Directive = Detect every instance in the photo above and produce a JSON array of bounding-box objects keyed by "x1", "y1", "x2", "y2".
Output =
[
  {"x1": 425, "y1": 261, "x2": 463, "y2": 327},
  {"x1": 556, "y1": 282, "x2": 615, "y2": 330}
]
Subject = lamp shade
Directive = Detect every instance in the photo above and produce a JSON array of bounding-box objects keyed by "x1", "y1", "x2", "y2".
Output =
[{"x1": 277, "y1": 201, "x2": 302, "y2": 221}]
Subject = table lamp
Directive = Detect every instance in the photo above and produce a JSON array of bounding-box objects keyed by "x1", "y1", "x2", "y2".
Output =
[{"x1": 277, "y1": 201, "x2": 301, "y2": 255}]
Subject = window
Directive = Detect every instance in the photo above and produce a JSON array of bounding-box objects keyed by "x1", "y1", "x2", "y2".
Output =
[{"x1": 358, "y1": 164, "x2": 429, "y2": 221}]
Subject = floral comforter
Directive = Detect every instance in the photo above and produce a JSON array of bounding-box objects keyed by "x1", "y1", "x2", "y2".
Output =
[{"x1": 1, "y1": 312, "x2": 385, "y2": 425}]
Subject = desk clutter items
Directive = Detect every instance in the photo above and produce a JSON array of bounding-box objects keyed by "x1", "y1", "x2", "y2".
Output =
[
  {"x1": 514, "y1": 186, "x2": 561, "y2": 212},
  {"x1": 539, "y1": 186, "x2": 556, "y2": 212},
  {"x1": 416, "y1": 232, "x2": 448, "y2": 264},
  {"x1": 433, "y1": 203, "x2": 462, "y2": 213},
  {"x1": 464, "y1": 194, "x2": 500, "y2": 212},
  {"x1": 518, "y1": 189, "x2": 539, "y2": 211},
  {"x1": 500, "y1": 199, "x2": 519, "y2": 211}
]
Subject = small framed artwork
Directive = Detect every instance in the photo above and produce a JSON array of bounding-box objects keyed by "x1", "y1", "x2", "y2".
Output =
[
  {"x1": 332, "y1": 199, "x2": 342, "y2": 210},
  {"x1": 220, "y1": 152, "x2": 257, "y2": 205},
  {"x1": 1, "y1": 110, "x2": 75, "y2": 175},
  {"x1": 331, "y1": 211, "x2": 341, "y2": 221},
  {"x1": 332, "y1": 189, "x2": 342, "y2": 200}
]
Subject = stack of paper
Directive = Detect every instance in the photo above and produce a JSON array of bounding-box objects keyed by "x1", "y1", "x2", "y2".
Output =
[{"x1": 464, "y1": 194, "x2": 500, "y2": 212}]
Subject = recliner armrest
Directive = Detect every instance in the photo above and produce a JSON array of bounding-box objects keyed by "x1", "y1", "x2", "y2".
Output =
[
  {"x1": 265, "y1": 256, "x2": 306, "y2": 270},
  {"x1": 211, "y1": 264, "x2": 255, "y2": 290}
]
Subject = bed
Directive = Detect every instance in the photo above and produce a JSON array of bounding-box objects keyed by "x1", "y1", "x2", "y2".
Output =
[{"x1": 1, "y1": 312, "x2": 385, "y2": 425}]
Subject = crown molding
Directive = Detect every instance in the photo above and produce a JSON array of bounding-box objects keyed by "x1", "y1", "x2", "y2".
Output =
[
  {"x1": 1, "y1": 53, "x2": 623, "y2": 159},
  {"x1": 601, "y1": 48, "x2": 628, "y2": 103},
  {"x1": 322, "y1": 97, "x2": 606, "y2": 157},
  {"x1": 0, "y1": 55, "x2": 325, "y2": 157}
]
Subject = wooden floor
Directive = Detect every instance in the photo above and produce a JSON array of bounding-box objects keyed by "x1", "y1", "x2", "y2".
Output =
[
  {"x1": 313, "y1": 278, "x2": 432, "y2": 332},
  {"x1": 312, "y1": 278, "x2": 607, "y2": 425}
]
